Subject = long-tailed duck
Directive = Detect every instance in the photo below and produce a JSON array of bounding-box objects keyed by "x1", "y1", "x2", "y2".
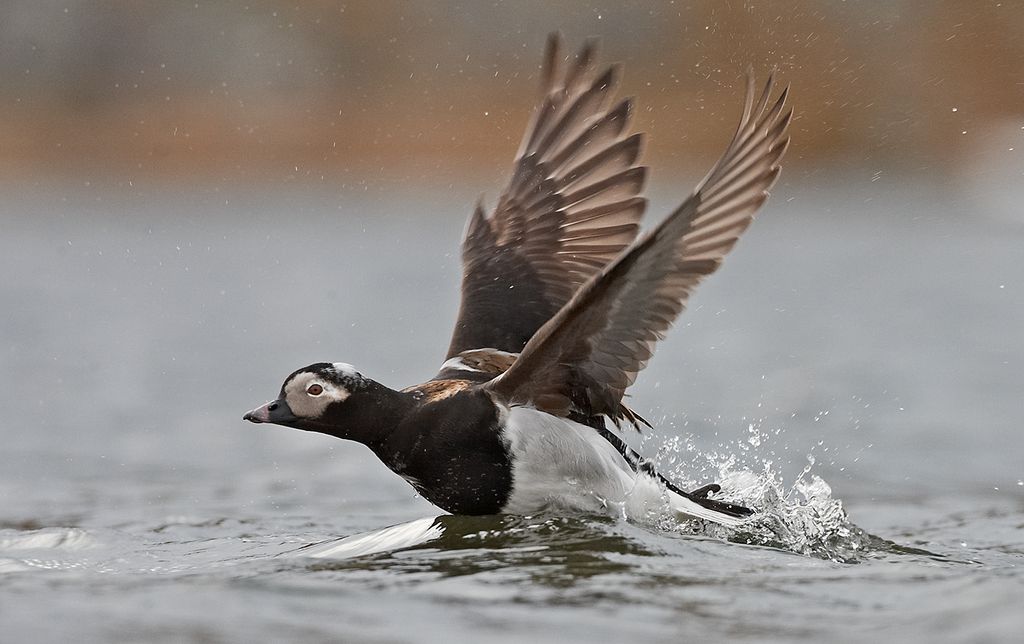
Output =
[{"x1": 244, "y1": 35, "x2": 790, "y2": 527}]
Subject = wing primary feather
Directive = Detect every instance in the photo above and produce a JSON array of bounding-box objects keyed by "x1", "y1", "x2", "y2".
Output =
[
  {"x1": 540, "y1": 32, "x2": 562, "y2": 96},
  {"x1": 560, "y1": 166, "x2": 647, "y2": 208},
  {"x1": 563, "y1": 38, "x2": 597, "y2": 93},
  {"x1": 533, "y1": 66, "x2": 619, "y2": 159},
  {"x1": 556, "y1": 133, "x2": 643, "y2": 188},
  {"x1": 702, "y1": 124, "x2": 789, "y2": 202},
  {"x1": 563, "y1": 196, "x2": 646, "y2": 226},
  {"x1": 545, "y1": 97, "x2": 634, "y2": 170}
]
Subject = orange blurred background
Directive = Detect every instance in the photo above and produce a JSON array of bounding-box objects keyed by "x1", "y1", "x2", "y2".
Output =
[{"x1": 0, "y1": 1, "x2": 1021, "y2": 192}]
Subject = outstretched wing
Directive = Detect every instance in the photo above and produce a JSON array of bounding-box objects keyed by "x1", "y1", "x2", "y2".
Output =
[
  {"x1": 485, "y1": 73, "x2": 791, "y2": 426},
  {"x1": 445, "y1": 34, "x2": 647, "y2": 359}
]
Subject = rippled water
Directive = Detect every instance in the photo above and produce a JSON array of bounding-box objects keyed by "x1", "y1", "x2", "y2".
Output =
[{"x1": 2, "y1": 178, "x2": 1022, "y2": 642}]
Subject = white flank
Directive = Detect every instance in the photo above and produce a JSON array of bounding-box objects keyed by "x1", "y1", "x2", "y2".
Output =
[{"x1": 501, "y1": 407, "x2": 747, "y2": 528}]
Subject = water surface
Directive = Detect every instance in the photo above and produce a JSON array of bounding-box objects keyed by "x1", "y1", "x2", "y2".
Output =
[{"x1": 1, "y1": 178, "x2": 1022, "y2": 642}]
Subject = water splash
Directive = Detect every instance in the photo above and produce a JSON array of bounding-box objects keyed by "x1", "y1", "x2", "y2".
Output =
[
  {"x1": 710, "y1": 466, "x2": 874, "y2": 562},
  {"x1": 651, "y1": 418, "x2": 882, "y2": 563}
]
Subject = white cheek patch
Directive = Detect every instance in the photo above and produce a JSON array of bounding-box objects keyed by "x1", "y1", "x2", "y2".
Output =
[{"x1": 284, "y1": 372, "x2": 350, "y2": 419}]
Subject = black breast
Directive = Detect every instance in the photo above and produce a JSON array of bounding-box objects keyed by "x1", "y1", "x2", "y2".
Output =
[{"x1": 377, "y1": 388, "x2": 512, "y2": 515}]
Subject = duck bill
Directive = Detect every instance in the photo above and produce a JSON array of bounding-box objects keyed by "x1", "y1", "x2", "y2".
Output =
[{"x1": 243, "y1": 399, "x2": 298, "y2": 425}]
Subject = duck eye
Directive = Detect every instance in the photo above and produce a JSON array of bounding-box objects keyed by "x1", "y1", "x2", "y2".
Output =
[{"x1": 306, "y1": 384, "x2": 324, "y2": 396}]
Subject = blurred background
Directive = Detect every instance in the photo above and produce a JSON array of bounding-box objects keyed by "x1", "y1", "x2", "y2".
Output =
[
  {"x1": 0, "y1": 1, "x2": 1022, "y2": 187},
  {"x1": 1, "y1": 1, "x2": 1022, "y2": 521}
]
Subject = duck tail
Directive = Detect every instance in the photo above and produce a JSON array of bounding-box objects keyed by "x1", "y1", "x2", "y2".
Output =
[{"x1": 668, "y1": 487, "x2": 753, "y2": 527}]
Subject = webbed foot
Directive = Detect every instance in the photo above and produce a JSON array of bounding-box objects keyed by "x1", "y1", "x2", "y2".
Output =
[
  {"x1": 688, "y1": 483, "x2": 721, "y2": 499},
  {"x1": 687, "y1": 483, "x2": 754, "y2": 518}
]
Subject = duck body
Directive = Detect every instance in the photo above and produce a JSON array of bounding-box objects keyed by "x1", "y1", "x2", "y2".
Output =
[
  {"x1": 388, "y1": 398, "x2": 708, "y2": 520},
  {"x1": 246, "y1": 364, "x2": 751, "y2": 525},
  {"x1": 244, "y1": 35, "x2": 791, "y2": 529}
]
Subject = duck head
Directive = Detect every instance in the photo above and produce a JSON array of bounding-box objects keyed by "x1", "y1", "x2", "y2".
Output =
[{"x1": 243, "y1": 362, "x2": 391, "y2": 440}]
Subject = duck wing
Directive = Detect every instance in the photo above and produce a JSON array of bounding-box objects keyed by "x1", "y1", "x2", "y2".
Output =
[
  {"x1": 484, "y1": 73, "x2": 791, "y2": 427},
  {"x1": 445, "y1": 34, "x2": 647, "y2": 359}
]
